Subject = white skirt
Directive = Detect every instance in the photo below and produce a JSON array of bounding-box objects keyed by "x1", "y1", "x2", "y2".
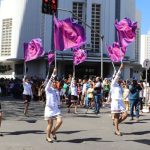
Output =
[
  {"x1": 44, "y1": 106, "x2": 61, "y2": 120},
  {"x1": 111, "y1": 99, "x2": 126, "y2": 113}
]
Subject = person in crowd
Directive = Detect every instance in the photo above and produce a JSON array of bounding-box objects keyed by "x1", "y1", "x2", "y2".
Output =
[
  {"x1": 86, "y1": 82, "x2": 94, "y2": 113},
  {"x1": 77, "y1": 79, "x2": 83, "y2": 106},
  {"x1": 129, "y1": 78, "x2": 142, "y2": 121},
  {"x1": 62, "y1": 79, "x2": 69, "y2": 104},
  {"x1": 81, "y1": 79, "x2": 88, "y2": 107},
  {"x1": 123, "y1": 84, "x2": 130, "y2": 111},
  {"x1": 0, "y1": 103, "x2": 3, "y2": 136},
  {"x1": 93, "y1": 76, "x2": 102, "y2": 114},
  {"x1": 67, "y1": 77, "x2": 78, "y2": 114},
  {"x1": 102, "y1": 78, "x2": 110, "y2": 103},
  {"x1": 110, "y1": 63, "x2": 127, "y2": 136},
  {"x1": 22, "y1": 76, "x2": 33, "y2": 116},
  {"x1": 44, "y1": 68, "x2": 63, "y2": 143},
  {"x1": 143, "y1": 80, "x2": 149, "y2": 105},
  {"x1": 139, "y1": 81, "x2": 144, "y2": 112}
]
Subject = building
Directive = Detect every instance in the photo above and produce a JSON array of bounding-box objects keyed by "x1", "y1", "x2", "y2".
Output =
[
  {"x1": 141, "y1": 34, "x2": 150, "y2": 65},
  {"x1": 0, "y1": 0, "x2": 141, "y2": 80}
]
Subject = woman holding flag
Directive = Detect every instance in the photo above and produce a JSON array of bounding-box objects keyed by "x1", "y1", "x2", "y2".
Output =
[
  {"x1": 44, "y1": 68, "x2": 63, "y2": 143},
  {"x1": 110, "y1": 63, "x2": 127, "y2": 136}
]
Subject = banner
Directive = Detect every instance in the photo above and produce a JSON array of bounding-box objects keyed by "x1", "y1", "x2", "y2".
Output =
[
  {"x1": 54, "y1": 16, "x2": 86, "y2": 51},
  {"x1": 24, "y1": 38, "x2": 44, "y2": 62},
  {"x1": 115, "y1": 18, "x2": 137, "y2": 47},
  {"x1": 73, "y1": 49, "x2": 87, "y2": 65}
]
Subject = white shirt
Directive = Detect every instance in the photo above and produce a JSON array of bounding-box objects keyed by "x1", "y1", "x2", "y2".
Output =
[
  {"x1": 44, "y1": 74, "x2": 61, "y2": 117},
  {"x1": 70, "y1": 78, "x2": 78, "y2": 96},
  {"x1": 110, "y1": 69, "x2": 123, "y2": 100},
  {"x1": 22, "y1": 78, "x2": 32, "y2": 96}
]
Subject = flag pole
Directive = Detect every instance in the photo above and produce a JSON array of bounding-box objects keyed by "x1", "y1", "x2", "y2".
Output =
[
  {"x1": 73, "y1": 63, "x2": 75, "y2": 78},
  {"x1": 112, "y1": 62, "x2": 116, "y2": 73},
  {"x1": 52, "y1": 14, "x2": 57, "y2": 69},
  {"x1": 55, "y1": 50, "x2": 57, "y2": 69},
  {"x1": 24, "y1": 62, "x2": 26, "y2": 76}
]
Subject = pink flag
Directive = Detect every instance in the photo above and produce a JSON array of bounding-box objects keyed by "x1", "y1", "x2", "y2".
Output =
[
  {"x1": 107, "y1": 42, "x2": 126, "y2": 62},
  {"x1": 48, "y1": 53, "x2": 55, "y2": 65},
  {"x1": 115, "y1": 18, "x2": 137, "y2": 47},
  {"x1": 73, "y1": 49, "x2": 87, "y2": 65},
  {"x1": 54, "y1": 16, "x2": 86, "y2": 51},
  {"x1": 24, "y1": 38, "x2": 44, "y2": 62}
]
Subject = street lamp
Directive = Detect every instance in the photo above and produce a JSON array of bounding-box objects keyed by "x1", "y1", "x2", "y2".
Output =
[{"x1": 100, "y1": 35, "x2": 104, "y2": 79}]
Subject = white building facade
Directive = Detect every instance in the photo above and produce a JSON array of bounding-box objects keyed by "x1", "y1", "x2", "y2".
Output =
[
  {"x1": 141, "y1": 35, "x2": 150, "y2": 65},
  {"x1": 0, "y1": 0, "x2": 141, "y2": 80}
]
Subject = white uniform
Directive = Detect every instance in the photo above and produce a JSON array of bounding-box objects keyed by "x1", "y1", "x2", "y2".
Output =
[
  {"x1": 110, "y1": 69, "x2": 126, "y2": 113},
  {"x1": 70, "y1": 78, "x2": 78, "y2": 96},
  {"x1": 23, "y1": 82, "x2": 32, "y2": 96},
  {"x1": 44, "y1": 74, "x2": 61, "y2": 119}
]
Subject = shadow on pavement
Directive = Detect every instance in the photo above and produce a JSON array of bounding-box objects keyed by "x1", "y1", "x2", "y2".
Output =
[
  {"x1": 124, "y1": 130, "x2": 150, "y2": 135},
  {"x1": 57, "y1": 137, "x2": 103, "y2": 143},
  {"x1": 58, "y1": 130, "x2": 86, "y2": 134},
  {"x1": 75, "y1": 114, "x2": 100, "y2": 118},
  {"x1": 17, "y1": 118, "x2": 37, "y2": 123},
  {"x1": 125, "y1": 139, "x2": 150, "y2": 146},
  {"x1": 3, "y1": 130, "x2": 44, "y2": 135},
  {"x1": 123, "y1": 121, "x2": 147, "y2": 124}
]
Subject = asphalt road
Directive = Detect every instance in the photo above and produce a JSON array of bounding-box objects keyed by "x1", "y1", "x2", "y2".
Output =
[{"x1": 0, "y1": 98, "x2": 150, "y2": 150}]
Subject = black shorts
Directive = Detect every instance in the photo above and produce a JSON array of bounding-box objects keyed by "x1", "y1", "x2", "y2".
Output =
[
  {"x1": 23, "y1": 95, "x2": 31, "y2": 103},
  {"x1": 71, "y1": 95, "x2": 78, "y2": 103}
]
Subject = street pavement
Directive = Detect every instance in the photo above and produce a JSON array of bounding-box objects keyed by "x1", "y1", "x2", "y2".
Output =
[{"x1": 0, "y1": 97, "x2": 150, "y2": 150}]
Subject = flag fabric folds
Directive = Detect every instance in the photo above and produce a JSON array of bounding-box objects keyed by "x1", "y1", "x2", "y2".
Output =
[
  {"x1": 73, "y1": 49, "x2": 87, "y2": 65},
  {"x1": 54, "y1": 16, "x2": 86, "y2": 51},
  {"x1": 48, "y1": 53, "x2": 55, "y2": 65},
  {"x1": 107, "y1": 42, "x2": 127, "y2": 62},
  {"x1": 115, "y1": 18, "x2": 137, "y2": 47},
  {"x1": 24, "y1": 38, "x2": 44, "y2": 62}
]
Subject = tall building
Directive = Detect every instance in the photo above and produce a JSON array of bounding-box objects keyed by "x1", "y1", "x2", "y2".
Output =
[
  {"x1": 141, "y1": 34, "x2": 150, "y2": 66},
  {"x1": 0, "y1": 0, "x2": 141, "y2": 79}
]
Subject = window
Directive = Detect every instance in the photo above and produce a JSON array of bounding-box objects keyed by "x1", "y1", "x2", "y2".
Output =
[
  {"x1": 1, "y1": 18, "x2": 12, "y2": 56},
  {"x1": 91, "y1": 4, "x2": 101, "y2": 52},
  {"x1": 72, "y1": 2, "x2": 84, "y2": 25}
]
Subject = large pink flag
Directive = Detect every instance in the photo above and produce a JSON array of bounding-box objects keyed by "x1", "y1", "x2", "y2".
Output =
[
  {"x1": 48, "y1": 52, "x2": 55, "y2": 65},
  {"x1": 24, "y1": 38, "x2": 44, "y2": 62},
  {"x1": 54, "y1": 16, "x2": 86, "y2": 51},
  {"x1": 73, "y1": 49, "x2": 87, "y2": 65},
  {"x1": 107, "y1": 42, "x2": 126, "y2": 62},
  {"x1": 115, "y1": 18, "x2": 137, "y2": 47}
]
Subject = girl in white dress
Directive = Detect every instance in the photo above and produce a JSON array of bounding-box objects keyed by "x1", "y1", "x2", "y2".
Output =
[
  {"x1": 22, "y1": 76, "x2": 33, "y2": 116},
  {"x1": 110, "y1": 63, "x2": 127, "y2": 136},
  {"x1": 44, "y1": 68, "x2": 63, "y2": 143}
]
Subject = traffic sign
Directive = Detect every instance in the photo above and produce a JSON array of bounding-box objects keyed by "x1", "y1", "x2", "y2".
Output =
[{"x1": 143, "y1": 59, "x2": 150, "y2": 69}]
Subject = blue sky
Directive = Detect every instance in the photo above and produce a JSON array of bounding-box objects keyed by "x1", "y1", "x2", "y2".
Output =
[{"x1": 136, "y1": 0, "x2": 150, "y2": 34}]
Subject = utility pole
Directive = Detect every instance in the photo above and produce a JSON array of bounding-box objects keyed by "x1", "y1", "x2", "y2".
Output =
[{"x1": 100, "y1": 35, "x2": 104, "y2": 79}]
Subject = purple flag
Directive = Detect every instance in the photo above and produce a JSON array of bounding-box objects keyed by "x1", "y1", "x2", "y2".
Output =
[
  {"x1": 73, "y1": 49, "x2": 87, "y2": 65},
  {"x1": 24, "y1": 38, "x2": 44, "y2": 62},
  {"x1": 54, "y1": 16, "x2": 86, "y2": 51},
  {"x1": 115, "y1": 18, "x2": 137, "y2": 47},
  {"x1": 107, "y1": 42, "x2": 126, "y2": 62},
  {"x1": 48, "y1": 53, "x2": 55, "y2": 65}
]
